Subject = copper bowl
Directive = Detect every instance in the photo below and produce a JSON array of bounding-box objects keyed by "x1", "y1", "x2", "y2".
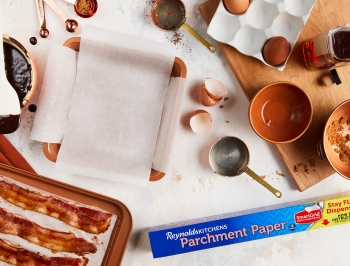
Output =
[
  {"x1": 321, "y1": 99, "x2": 350, "y2": 179},
  {"x1": 249, "y1": 82, "x2": 313, "y2": 143},
  {"x1": 3, "y1": 34, "x2": 37, "y2": 107}
]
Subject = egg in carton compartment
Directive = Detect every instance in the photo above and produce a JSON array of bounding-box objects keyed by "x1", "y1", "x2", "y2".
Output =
[{"x1": 207, "y1": 0, "x2": 317, "y2": 71}]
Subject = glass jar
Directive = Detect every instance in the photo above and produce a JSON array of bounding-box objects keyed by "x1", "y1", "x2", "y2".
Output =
[{"x1": 302, "y1": 24, "x2": 350, "y2": 70}]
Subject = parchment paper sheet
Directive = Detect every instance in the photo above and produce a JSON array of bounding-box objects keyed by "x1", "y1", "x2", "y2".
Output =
[
  {"x1": 55, "y1": 25, "x2": 176, "y2": 187},
  {"x1": 152, "y1": 77, "x2": 187, "y2": 173},
  {"x1": 0, "y1": 175, "x2": 117, "y2": 266},
  {"x1": 30, "y1": 45, "x2": 77, "y2": 143}
]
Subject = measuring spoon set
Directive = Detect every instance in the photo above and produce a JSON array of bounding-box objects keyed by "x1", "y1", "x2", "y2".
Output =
[{"x1": 35, "y1": 0, "x2": 98, "y2": 37}]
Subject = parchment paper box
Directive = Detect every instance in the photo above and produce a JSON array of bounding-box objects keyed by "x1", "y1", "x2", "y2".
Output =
[{"x1": 149, "y1": 193, "x2": 350, "y2": 258}]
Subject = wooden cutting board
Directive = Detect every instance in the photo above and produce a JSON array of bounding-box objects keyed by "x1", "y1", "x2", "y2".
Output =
[{"x1": 199, "y1": 0, "x2": 350, "y2": 191}]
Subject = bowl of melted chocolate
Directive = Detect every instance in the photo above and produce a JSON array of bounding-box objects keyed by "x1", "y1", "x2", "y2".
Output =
[{"x1": 3, "y1": 35, "x2": 37, "y2": 107}]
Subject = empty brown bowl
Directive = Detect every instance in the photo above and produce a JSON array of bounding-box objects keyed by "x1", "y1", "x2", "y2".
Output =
[
  {"x1": 249, "y1": 82, "x2": 313, "y2": 143},
  {"x1": 322, "y1": 99, "x2": 350, "y2": 179}
]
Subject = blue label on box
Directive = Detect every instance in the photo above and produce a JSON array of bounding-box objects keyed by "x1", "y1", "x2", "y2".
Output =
[{"x1": 148, "y1": 203, "x2": 320, "y2": 258}]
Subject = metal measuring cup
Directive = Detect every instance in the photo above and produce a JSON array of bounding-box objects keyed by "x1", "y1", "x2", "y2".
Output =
[
  {"x1": 151, "y1": 0, "x2": 216, "y2": 53},
  {"x1": 209, "y1": 136, "x2": 282, "y2": 198}
]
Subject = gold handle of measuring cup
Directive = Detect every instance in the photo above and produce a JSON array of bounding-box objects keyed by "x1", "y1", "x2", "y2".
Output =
[
  {"x1": 245, "y1": 168, "x2": 282, "y2": 198},
  {"x1": 181, "y1": 23, "x2": 217, "y2": 53}
]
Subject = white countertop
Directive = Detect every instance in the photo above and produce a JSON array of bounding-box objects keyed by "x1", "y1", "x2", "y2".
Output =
[{"x1": 2, "y1": 0, "x2": 350, "y2": 265}]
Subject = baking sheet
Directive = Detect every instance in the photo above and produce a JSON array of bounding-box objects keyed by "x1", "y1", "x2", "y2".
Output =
[
  {"x1": 0, "y1": 163, "x2": 132, "y2": 266},
  {"x1": 0, "y1": 175, "x2": 116, "y2": 265}
]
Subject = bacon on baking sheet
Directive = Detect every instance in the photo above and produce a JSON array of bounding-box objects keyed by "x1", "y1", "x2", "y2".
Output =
[
  {"x1": 0, "y1": 238, "x2": 88, "y2": 266},
  {"x1": 0, "y1": 207, "x2": 97, "y2": 255},
  {"x1": 0, "y1": 180, "x2": 112, "y2": 234}
]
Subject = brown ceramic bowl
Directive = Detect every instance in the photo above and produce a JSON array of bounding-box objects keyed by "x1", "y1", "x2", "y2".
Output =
[
  {"x1": 3, "y1": 34, "x2": 37, "y2": 106},
  {"x1": 322, "y1": 99, "x2": 350, "y2": 179},
  {"x1": 249, "y1": 82, "x2": 313, "y2": 143}
]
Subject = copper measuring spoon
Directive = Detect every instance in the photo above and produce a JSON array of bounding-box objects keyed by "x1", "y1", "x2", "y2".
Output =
[
  {"x1": 152, "y1": 0, "x2": 216, "y2": 53},
  {"x1": 43, "y1": 0, "x2": 78, "y2": 32},
  {"x1": 209, "y1": 136, "x2": 282, "y2": 198},
  {"x1": 36, "y1": 0, "x2": 49, "y2": 38},
  {"x1": 61, "y1": 0, "x2": 98, "y2": 18}
]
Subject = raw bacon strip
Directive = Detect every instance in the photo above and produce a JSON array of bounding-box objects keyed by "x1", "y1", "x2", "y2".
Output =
[
  {"x1": 0, "y1": 208, "x2": 96, "y2": 255},
  {"x1": 0, "y1": 180, "x2": 112, "y2": 234},
  {"x1": 0, "y1": 238, "x2": 88, "y2": 266}
]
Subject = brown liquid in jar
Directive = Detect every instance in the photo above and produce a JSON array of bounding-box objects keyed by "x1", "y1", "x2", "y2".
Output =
[
  {"x1": 3, "y1": 42, "x2": 32, "y2": 106},
  {"x1": 302, "y1": 30, "x2": 350, "y2": 69}
]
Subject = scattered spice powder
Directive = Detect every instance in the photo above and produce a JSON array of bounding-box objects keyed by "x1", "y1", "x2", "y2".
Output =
[
  {"x1": 293, "y1": 163, "x2": 303, "y2": 173},
  {"x1": 326, "y1": 116, "x2": 350, "y2": 162},
  {"x1": 224, "y1": 97, "x2": 229, "y2": 101},
  {"x1": 76, "y1": 0, "x2": 91, "y2": 14},
  {"x1": 226, "y1": 121, "x2": 229, "y2": 123},
  {"x1": 308, "y1": 158, "x2": 317, "y2": 172},
  {"x1": 275, "y1": 170, "x2": 285, "y2": 177},
  {"x1": 308, "y1": 158, "x2": 316, "y2": 167},
  {"x1": 167, "y1": 31, "x2": 183, "y2": 45},
  {"x1": 171, "y1": 166, "x2": 182, "y2": 183},
  {"x1": 219, "y1": 105, "x2": 224, "y2": 108},
  {"x1": 294, "y1": 161, "x2": 315, "y2": 174}
]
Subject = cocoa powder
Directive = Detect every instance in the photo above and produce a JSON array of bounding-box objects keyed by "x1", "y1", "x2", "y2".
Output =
[{"x1": 326, "y1": 116, "x2": 350, "y2": 162}]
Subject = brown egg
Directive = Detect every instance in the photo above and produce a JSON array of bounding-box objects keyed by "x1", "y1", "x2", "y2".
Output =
[
  {"x1": 223, "y1": 0, "x2": 250, "y2": 15},
  {"x1": 262, "y1": 37, "x2": 290, "y2": 66}
]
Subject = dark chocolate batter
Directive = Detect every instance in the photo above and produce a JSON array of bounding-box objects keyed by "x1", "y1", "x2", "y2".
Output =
[
  {"x1": 3, "y1": 42, "x2": 32, "y2": 106},
  {"x1": 28, "y1": 104, "x2": 37, "y2": 112},
  {"x1": 29, "y1": 37, "x2": 37, "y2": 45},
  {"x1": 0, "y1": 115, "x2": 20, "y2": 134}
]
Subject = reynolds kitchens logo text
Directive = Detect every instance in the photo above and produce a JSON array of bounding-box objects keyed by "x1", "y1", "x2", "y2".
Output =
[{"x1": 166, "y1": 225, "x2": 228, "y2": 240}]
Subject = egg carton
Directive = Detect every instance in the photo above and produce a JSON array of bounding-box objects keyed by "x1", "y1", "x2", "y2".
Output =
[{"x1": 207, "y1": 0, "x2": 317, "y2": 71}]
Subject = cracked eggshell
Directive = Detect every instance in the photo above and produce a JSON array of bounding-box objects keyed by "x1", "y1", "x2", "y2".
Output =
[
  {"x1": 199, "y1": 85, "x2": 220, "y2": 107},
  {"x1": 199, "y1": 79, "x2": 227, "y2": 107},
  {"x1": 190, "y1": 110, "x2": 212, "y2": 135}
]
